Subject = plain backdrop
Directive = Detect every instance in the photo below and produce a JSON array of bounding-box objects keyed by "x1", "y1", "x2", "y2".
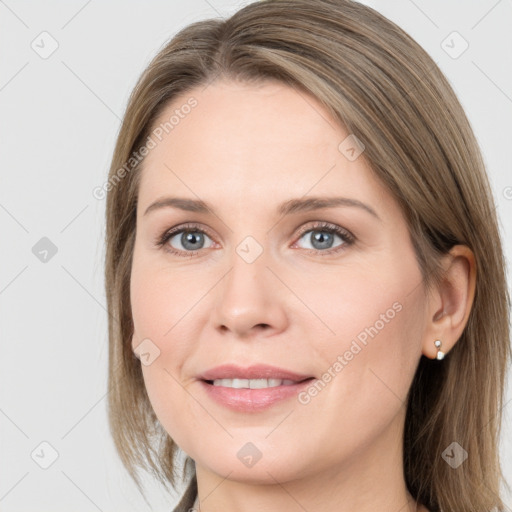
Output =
[{"x1": 1, "y1": 1, "x2": 511, "y2": 510}]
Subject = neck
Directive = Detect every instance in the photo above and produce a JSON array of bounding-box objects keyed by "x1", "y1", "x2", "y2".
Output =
[{"x1": 194, "y1": 410, "x2": 422, "y2": 512}]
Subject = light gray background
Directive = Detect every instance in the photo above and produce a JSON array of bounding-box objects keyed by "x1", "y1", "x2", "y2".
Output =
[{"x1": 1, "y1": 1, "x2": 511, "y2": 510}]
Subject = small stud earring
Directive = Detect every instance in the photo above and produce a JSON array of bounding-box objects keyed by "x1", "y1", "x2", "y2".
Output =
[{"x1": 434, "y1": 339, "x2": 445, "y2": 360}]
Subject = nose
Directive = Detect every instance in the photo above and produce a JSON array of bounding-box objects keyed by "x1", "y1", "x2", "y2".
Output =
[{"x1": 211, "y1": 246, "x2": 288, "y2": 339}]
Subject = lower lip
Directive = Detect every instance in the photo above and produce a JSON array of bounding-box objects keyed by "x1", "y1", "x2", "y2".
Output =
[{"x1": 199, "y1": 379, "x2": 314, "y2": 412}]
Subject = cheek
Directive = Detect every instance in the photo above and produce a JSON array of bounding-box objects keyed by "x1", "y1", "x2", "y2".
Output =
[
  {"x1": 130, "y1": 252, "x2": 201, "y2": 345},
  {"x1": 299, "y1": 264, "x2": 424, "y2": 414},
  {"x1": 130, "y1": 257, "x2": 198, "y2": 434},
  {"x1": 292, "y1": 264, "x2": 419, "y2": 356}
]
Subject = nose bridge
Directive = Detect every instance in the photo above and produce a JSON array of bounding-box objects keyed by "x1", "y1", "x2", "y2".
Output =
[
  {"x1": 211, "y1": 233, "x2": 287, "y2": 337},
  {"x1": 225, "y1": 225, "x2": 270, "y2": 291}
]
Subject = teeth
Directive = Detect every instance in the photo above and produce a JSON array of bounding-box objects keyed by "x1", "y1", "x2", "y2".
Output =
[{"x1": 212, "y1": 378, "x2": 297, "y2": 388}]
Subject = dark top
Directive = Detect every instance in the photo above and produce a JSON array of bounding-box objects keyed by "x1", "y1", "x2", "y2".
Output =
[{"x1": 172, "y1": 474, "x2": 198, "y2": 512}]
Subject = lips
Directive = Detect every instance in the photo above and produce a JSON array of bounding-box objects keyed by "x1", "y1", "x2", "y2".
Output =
[
  {"x1": 197, "y1": 363, "x2": 314, "y2": 383},
  {"x1": 197, "y1": 364, "x2": 316, "y2": 412}
]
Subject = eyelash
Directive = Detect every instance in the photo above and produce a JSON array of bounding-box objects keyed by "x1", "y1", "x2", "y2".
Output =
[{"x1": 155, "y1": 221, "x2": 355, "y2": 258}]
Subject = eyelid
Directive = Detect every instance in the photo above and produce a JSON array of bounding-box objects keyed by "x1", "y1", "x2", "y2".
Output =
[{"x1": 294, "y1": 220, "x2": 353, "y2": 239}]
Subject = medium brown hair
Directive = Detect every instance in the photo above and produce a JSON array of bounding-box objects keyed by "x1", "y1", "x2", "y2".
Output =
[{"x1": 104, "y1": 1, "x2": 511, "y2": 510}]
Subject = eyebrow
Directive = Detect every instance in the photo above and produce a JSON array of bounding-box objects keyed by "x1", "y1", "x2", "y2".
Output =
[{"x1": 143, "y1": 196, "x2": 380, "y2": 220}]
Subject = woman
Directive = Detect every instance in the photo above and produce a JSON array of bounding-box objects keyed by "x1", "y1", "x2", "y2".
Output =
[{"x1": 104, "y1": 1, "x2": 511, "y2": 511}]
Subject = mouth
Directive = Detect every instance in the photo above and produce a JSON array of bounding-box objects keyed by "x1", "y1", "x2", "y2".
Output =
[
  {"x1": 202, "y1": 377, "x2": 315, "y2": 389},
  {"x1": 197, "y1": 365, "x2": 316, "y2": 412},
  {"x1": 196, "y1": 364, "x2": 316, "y2": 411}
]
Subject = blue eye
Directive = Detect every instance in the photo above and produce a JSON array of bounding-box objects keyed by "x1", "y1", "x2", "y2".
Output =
[
  {"x1": 158, "y1": 225, "x2": 215, "y2": 256},
  {"x1": 156, "y1": 221, "x2": 355, "y2": 257},
  {"x1": 296, "y1": 228, "x2": 346, "y2": 251}
]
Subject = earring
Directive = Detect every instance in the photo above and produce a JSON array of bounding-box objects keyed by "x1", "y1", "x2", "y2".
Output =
[{"x1": 434, "y1": 339, "x2": 445, "y2": 360}]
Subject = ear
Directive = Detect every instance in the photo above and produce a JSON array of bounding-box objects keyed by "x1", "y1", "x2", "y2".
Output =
[
  {"x1": 132, "y1": 333, "x2": 141, "y2": 360},
  {"x1": 421, "y1": 245, "x2": 477, "y2": 360}
]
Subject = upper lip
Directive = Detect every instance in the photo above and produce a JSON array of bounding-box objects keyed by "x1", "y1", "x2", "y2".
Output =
[{"x1": 198, "y1": 364, "x2": 313, "y2": 382}]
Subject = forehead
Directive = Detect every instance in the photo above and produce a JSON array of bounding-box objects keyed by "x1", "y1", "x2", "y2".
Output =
[{"x1": 137, "y1": 79, "x2": 391, "y2": 217}]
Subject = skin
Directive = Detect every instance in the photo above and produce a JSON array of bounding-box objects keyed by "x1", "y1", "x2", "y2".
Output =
[{"x1": 130, "y1": 79, "x2": 476, "y2": 512}]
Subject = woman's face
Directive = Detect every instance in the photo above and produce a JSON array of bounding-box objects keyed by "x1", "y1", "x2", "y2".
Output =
[{"x1": 130, "y1": 79, "x2": 428, "y2": 484}]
